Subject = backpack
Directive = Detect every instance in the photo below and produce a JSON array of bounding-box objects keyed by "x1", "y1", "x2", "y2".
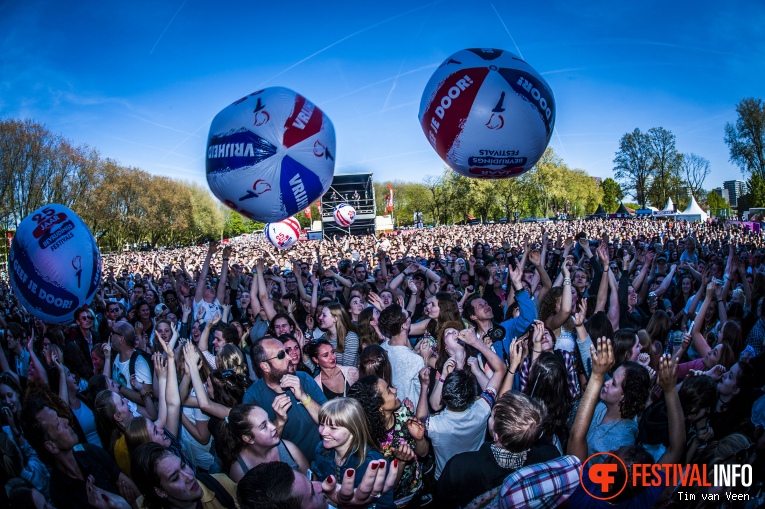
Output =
[
  {"x1": 128, "y1": 349, "x2": 154, "y2": 380},
  {"x1": 196, "y1": 471, "x2": 236, "y2": 509}
]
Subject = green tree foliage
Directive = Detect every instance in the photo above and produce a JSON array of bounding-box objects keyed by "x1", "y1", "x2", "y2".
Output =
[
  {"x1": 600, "y1": 178, "x2": 623, "y2": 213},
  {"x1": 0, "y1": 118, "x2": 227, "y2": 251},
  {"x1": 613, "y1": 128, "x2": 653, "y2": 207},
  {"x1": 706, "y1": 190, "x2": 732, "y2": 218},
  {"x1": 725, "y1": 98, "x2": 765, "y2": 180},
  {"x1": 646, "y1": 127, "x2": 683, "y2": 208},
  {"x1": 223, "y1": 210, "x2": 264, "y2": 239},
  {"x1": 388, "y1": 148, "x2": 601, "y2": 225}
]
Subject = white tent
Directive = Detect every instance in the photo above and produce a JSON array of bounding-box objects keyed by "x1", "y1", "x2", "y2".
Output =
[
  {"x1": 676, "y1": 196, "x2": 708, "y2": 222},
  {"x1": 654, "y1": 197, "x2": 676, "y2": 217}
]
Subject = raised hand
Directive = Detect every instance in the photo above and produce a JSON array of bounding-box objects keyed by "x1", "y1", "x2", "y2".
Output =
[
  {"x1": 573, "y1": 298, "x2": 587, "y2": 327},
  {"x1": 392, "y1": 442, "x2": 415, "y2": 462},
  {"x1": 321, "y1": 459, "x2": 398, "y2": 509},
  {"x1": 418, "y1": 366, "x2": 430, "y2": 387},
  {"x1": 590, "y1": 337, "x2": 614, "y2": 377},
  {"x1": 183, "y1": 342, "x2": 200, "y2": 370},
  {"x1": 656, "y1": 354, "x2": 678, "y2": 391},
  {"x1": 442, "y1": 357, "x2": 457, "y2": 377},
  {"x1": 130, "y1": 374, "x2": 145, "y2": 393},
  {"x1": 407, "y1": 418, "x2": 425, "y2": 441},
  {"x1": 272, "y1": 393, "x2": 292, "y2": 427}
]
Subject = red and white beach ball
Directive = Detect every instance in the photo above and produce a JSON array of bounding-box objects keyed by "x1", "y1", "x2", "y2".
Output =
[
  {"x1": 333, "y1": 203, "x2": 356, "y2": 227},
  {"x1": 265, "y1": 217, "x2": 301, "y2": 250},
  {"x1": 419, "y1": 48, "x2": 555, "y2": 179}
]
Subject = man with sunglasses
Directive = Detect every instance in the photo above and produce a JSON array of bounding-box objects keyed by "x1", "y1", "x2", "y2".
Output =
[
  {"x1": 98, "y1": 302, "x2": 123, "y2": 340},
  {"x1": 70, "y1": 307, "x2": 100, "y2": 361},
  {"x1": 243, "y1": 338, "x2": 327, "y2": 462}
]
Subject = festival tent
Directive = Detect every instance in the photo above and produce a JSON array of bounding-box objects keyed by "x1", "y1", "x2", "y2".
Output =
[
  {"x1": 615, "y1": 202, "x2": 633, "y2": 216},
  {"x1": 592, "y1": 204, "x2": 608, "y2": 217},
  {"x1": 654, "y1": 197, "x2": 676, "y2": 217},
  {"x1": 676, "y1": 196, "x2": 708, "y2": 222}
]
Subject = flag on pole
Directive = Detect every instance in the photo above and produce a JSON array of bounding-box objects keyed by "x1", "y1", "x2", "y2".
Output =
[
  {"x1": 304, "y1": 206, "x2": 312, "y2": 219},
  {"x1": 385, "y1": 184, "x2": 394, "y2": 212}
]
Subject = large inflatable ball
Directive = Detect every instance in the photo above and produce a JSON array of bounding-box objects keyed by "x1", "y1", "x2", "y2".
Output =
[
  {"x1": 333, "y1": 203, "x2": 356, "y2": 227},
  {"x1": 265, "y1": 217, "x2": 301, "y2": 250},
  {"x1": 206, "y1": 87, "x2": 336, "y2": 223},
  {"x1": 418, "y1": 48, "x2": 555, "y2": 179},
  {"x1": 9, "y1": 204, "x2": 101, "y2": 324}
]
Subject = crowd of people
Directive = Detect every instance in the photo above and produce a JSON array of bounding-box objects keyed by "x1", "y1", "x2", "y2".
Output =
[{"x1": 2, "y1": 217, "x2": 765, "y2": 508}]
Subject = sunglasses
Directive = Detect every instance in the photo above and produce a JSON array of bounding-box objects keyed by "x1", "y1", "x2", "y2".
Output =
[
  {"x1": 263, "y1": 350, "x2": 287, "y2": 362},
  {"x1": 719, "y1": 442, "x2": 755, "y2": 465},
  {"x1": 107, "y1": 308, "x2": 119, "y2": 313}
]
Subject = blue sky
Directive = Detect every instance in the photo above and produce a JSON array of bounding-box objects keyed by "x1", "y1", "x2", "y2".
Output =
[{"x1": 1, "y1": 0, "x2": 763, "y2": 198}]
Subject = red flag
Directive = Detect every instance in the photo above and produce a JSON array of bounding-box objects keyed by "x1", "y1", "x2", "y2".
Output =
[
  {"x1": 315, "y1": 201, "x2": 321, "y2": 208},
  {"x1": 386, "y1": 184, "x2": 394, "y2": 212},
  {"x1": 467, "y1": 213, "x2": 476, "y2": 220},
  {"x1": 304, "y1": 206, "x2": 312, "y2": 219}
]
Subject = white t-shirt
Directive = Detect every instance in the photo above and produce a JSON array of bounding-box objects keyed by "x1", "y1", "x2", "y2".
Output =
[
  {"x1": 181, "y1": 389, "x2": 215, "y2": 470},
  {"x1": 380, "y1": 342, "x2": 424, "y2": 404},
  {"x1": 112, "y1": 352, "x2": 152, "y2": 389},
  {"x1": 193, "y1": 298, "x2": 222, "y2": 323},
  {"x1": 428, "y1": 393, "x2": 493, "y2": 479}
]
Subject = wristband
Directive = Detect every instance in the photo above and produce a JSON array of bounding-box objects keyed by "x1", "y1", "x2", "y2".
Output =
[
  {"x1": 438, "y1": 377, "x2": 446, "y2": 384},
  {"x1": 301, "y1": 395, "x2": 312, "y2": 407},
  {"x1": 563, "y1": 278, "x2": 571, "y2": 286}
]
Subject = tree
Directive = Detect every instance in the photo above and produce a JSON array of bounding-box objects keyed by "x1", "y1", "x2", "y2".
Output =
[
  {"x1": 680, "y1": 153, "x2": 710, "y2": 199},
  {"x1": 646, "y1": 127, "x2": 683, "y2": 208},
  {"x1": 613, "y1": 128, "x2": 653, "y2": 207},
  {"x1": 724, "y1": 98, "x2": 765, "y2": 180},
  {"x1": 747, "y1": 173, "x2": 765, "y2": 208},
  {"x1": 706, "y1": 190, "x2": 731, "y2": 218},
  {"x1": 600, "y1": 178, "x2": 623, "y2": 213}
]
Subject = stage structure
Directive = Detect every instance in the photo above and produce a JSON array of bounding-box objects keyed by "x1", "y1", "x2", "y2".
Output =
[{"x1": 321, "y1": 173, "x2": 377, "y2": 238}]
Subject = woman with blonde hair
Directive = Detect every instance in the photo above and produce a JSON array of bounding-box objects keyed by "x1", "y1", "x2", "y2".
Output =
[
  {"x1": 310, "y1": 398, "x2": 395, "y2": 509},
  {"x1": 215, "y1": 344, "x2": 248, "y2": 378},
  {"x1": 317, "y1": 303, "x2": 360, "y2": 367}
]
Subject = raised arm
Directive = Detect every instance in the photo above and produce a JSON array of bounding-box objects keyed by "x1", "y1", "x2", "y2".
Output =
[
  {"x1": 256, "y1": 258, "x2": 278, "y2": 321},
  {"x1": 690, "y1": 283, "x2": 715, "y2": 358},
  {"x1": 195, "y1": 243, "x2": 218, "y2": 304},
  {"x1": 656, "y1": 354, "x2": 685, "y2": 464},
  {"x1": 545, "y1": 260, "x2": 572, "y2": 330},
  {"x1": 568, "y1": 337, "x2": 613, "y2": 462},
  {"x1": 216, "y1": 245, "x2": 232, "y2": 303},
  {"x1": 416, "y1": 367, "x2": 431, "y2": 420},
  {"x1": 594, "y1": 245, "x2": 610, "y2": 314},
  {"x1": 148, "y1": 353, "x2": 168, "y2": 427},
  {"x1": 157, "y1": 326, "x2": 181, "y2": 437},
  {"x1": 183, "y1": 343, "x2": 231, "y2": 419},
  {"x1": 51, "y1": 351, "x2": 68, "y2": 403},
  {"x1": 249, "y1": 269, "x2": 262, "y2": 317},
  {"x1": 460, "y1": 328, "x2": 507, "y2": 393},
  {"x1": 607, "y1": 270, "x2": 621, "y2": 331}
]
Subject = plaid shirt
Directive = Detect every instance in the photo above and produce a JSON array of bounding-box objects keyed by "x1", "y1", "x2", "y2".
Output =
[
  {"x1": 746, "y1": 318, "x2": 765, "y2": 358},
  {"x1": 520, "y1": 350, "x2": 580, "y2": 400},
  {"x1": 499, "y1": 455, "x2": 582, "y2": 509}
]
